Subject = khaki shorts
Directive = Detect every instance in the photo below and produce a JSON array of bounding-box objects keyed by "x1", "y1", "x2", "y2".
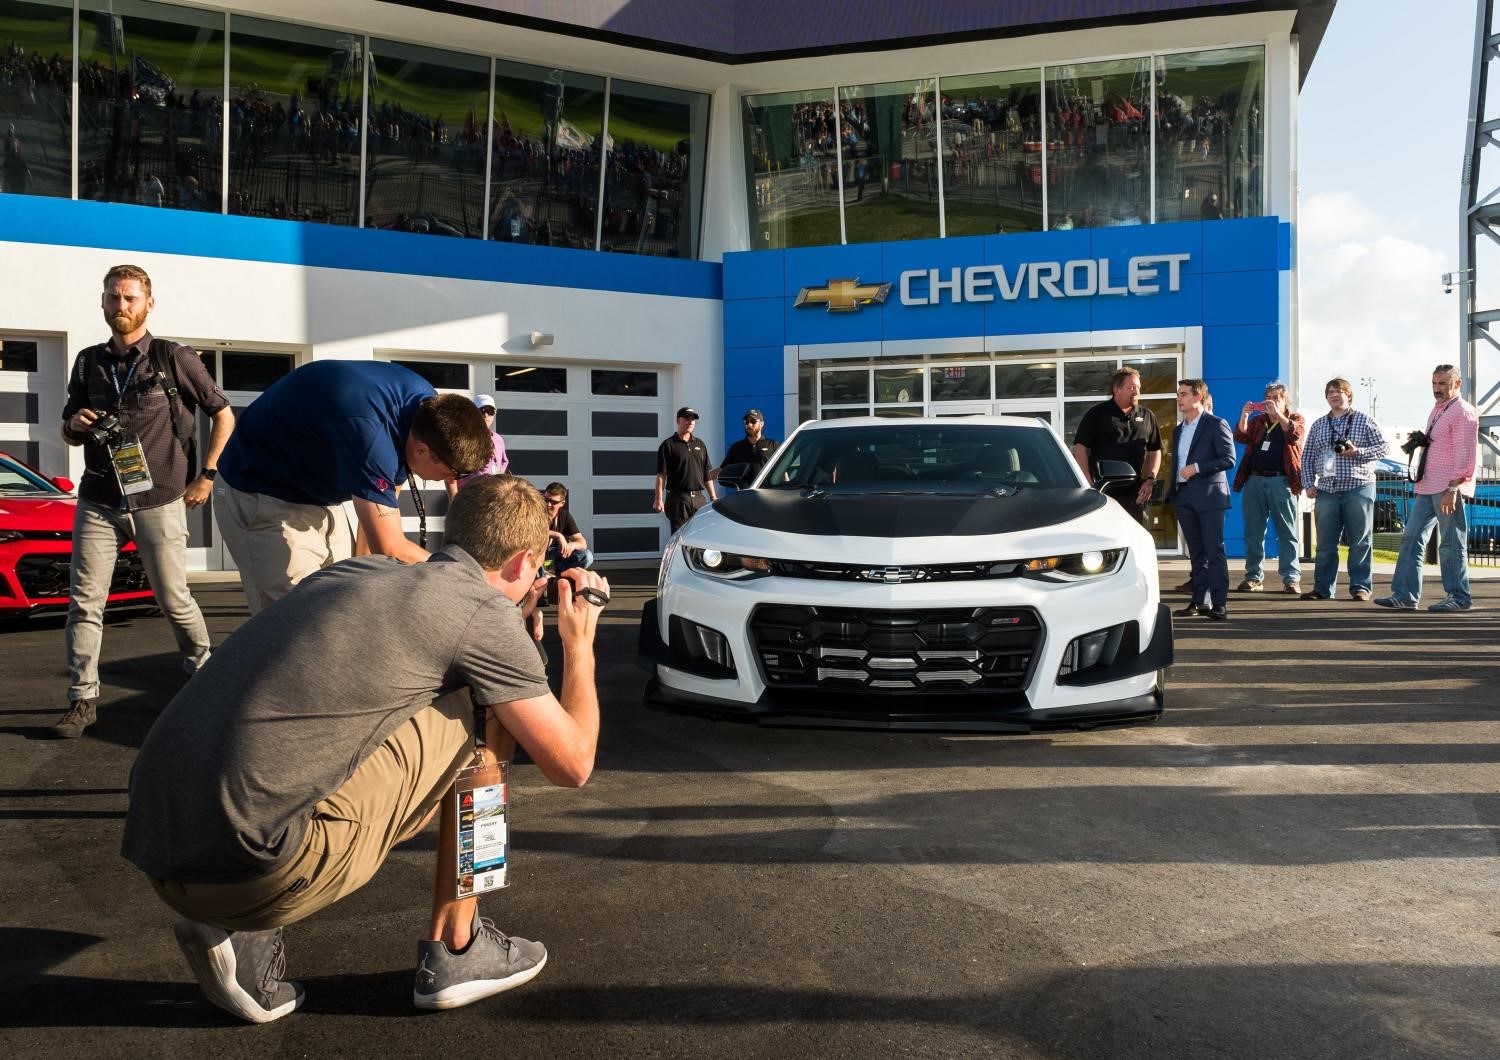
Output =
[
  {"x1": 149, "y1": 689, "x2": 475, "y2": 932},
  {"x1": 213, "y1": 481, "x2": 354, "y2": 616}
]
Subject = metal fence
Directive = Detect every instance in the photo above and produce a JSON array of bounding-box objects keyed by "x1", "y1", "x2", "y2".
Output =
[{"x1": 1374, "y1": 464, "x2": 1500, "y2": 567}]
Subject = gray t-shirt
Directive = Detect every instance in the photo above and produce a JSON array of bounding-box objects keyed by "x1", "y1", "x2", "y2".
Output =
[{"x1": 122, "y1": 545, "x2": 549, "y2": 884}]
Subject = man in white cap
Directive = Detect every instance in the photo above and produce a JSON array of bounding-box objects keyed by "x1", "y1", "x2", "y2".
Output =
[{"x1": 448, "y1": 394, "x2": 509, "y2": 498}]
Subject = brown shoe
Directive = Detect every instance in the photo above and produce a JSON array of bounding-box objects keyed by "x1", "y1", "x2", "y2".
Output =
[
  {"x1": 48, "y1": 698, "x2": 98, "y2": 739},
  {"x1": 1236, "y1": 579, "x2": 1263, "y2": 592},
  {"x1": 1351, "y1": 588, "x2": 1372, "y2": 602},
  {"x1": 1283, "y1": 581, "x2": 1301, "y2": 594}
]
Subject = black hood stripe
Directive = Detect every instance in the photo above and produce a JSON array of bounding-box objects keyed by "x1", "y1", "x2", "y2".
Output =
[{"x1": 713, "y1": 488, "x2": 1109, "y2": 538}]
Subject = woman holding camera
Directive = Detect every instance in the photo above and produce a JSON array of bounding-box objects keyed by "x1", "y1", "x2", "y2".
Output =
[{"x1": 1300, "y1": 377, "x2": 1390, "y2": 602}]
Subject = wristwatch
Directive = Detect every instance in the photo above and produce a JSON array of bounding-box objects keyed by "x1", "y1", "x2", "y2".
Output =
[{"x1": 201, "y1": 467, "x2": 218, "y2": 481}]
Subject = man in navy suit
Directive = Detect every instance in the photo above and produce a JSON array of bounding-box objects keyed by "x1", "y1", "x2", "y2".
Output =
[{"x1": 1168, "y1": 378, "x2": 1236, "y2": 620}]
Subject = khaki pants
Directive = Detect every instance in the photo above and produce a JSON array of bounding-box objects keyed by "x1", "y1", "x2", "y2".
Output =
[
  {"x1": 214, "y1": 481, "x2": 353, "y2": 616},
  {"x1": 149, "y1": 690, "x2": 475, "y2": 931}
]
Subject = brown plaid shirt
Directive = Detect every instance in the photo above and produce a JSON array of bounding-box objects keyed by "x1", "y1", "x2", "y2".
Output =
[{"x1": 1232, "y1": 410, "x2": 1305, "y2": 495}]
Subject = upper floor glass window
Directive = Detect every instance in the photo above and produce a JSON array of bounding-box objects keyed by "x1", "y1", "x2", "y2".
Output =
[
  {"x1": 490, "y1": 60, "x2": 604, "y2": 250},
  {"x1": 600, "y1": 79, "x2": 709, "y2": 258},
  {"x1": 1154, "y1": 47, "x2": 1265, "y2": 222},
  {"x1": 839, "y1": 78, "x2": 939, "y2": 244},
  {"x1": 78, "y1": 0, "x2": 225, "y2": 212},
  {"x1": 1046, "y1": 58, "x2": 1151, "y2": 230},
  {"x1": 742, "y1": 88, "x2": 841, "y2": 249},
  {"x1": 364, "y1": 39, "x2": 489, "y2": 238},
  {"x1": 2, "y1": 0, "x2": 72, "y2": 200},
  {"x1": 938, "y1": 68, "x2": 1043, "y2": 236},
  {"x1": 227, "y1": 17, "x2": 362, "y2": 226}
]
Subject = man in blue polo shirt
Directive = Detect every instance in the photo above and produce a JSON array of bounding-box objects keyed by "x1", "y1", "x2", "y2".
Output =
[{"x1": 215, "y1": 360, "x2": 491, "y2": 614}]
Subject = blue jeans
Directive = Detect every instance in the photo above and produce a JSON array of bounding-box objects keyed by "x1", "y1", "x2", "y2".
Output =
[
  {"x1": 1240, "y1": 474, "x2": 1300, "y2": 584},
  {"x1": 1313, "y1": 482, "x2": 1375, "y2": 597},
  {"x1": 1388, "y1": 492, "x2": 1471, "y2": 606}
]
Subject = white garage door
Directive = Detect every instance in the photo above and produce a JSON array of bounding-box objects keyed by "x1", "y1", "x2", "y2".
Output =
[
  {"x1": 0, "y1": 336, "x2": 67, "y2": 477},
  {"x1": 385, "y1": 356, "x2": 670, "y2": 562}
]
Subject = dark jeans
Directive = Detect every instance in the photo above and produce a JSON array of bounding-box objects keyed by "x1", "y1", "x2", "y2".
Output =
[{"x1": 665, "y1": 491, "x2": 706, "y2": 534}]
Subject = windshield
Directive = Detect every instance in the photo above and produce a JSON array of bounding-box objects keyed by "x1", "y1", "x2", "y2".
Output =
[
  {"x1": 0, "y1": 456, "x2": 63, "y2": 496},
  {"x1": 758, "y1": 423, "x2": 1081, "y2": 490}
]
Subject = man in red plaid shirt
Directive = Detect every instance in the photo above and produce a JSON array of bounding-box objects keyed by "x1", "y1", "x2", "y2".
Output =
[{"x1": 1232, "y1": 381, "x2": 1305, "y2": 594}]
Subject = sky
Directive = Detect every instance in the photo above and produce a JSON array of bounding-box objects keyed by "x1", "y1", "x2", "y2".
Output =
[{"x1": 1296, "y1": 0, "x2": 1480, "y2": 429}]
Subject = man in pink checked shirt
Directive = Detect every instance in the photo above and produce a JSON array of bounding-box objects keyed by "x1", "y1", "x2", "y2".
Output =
[{"x1": 1375, "y1": 365, "x2": 1481, "y2": 612}]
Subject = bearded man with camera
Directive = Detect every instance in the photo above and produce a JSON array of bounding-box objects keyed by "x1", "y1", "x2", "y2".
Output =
[
  {"x1": 1300, "y1": 376, "x2": 1389, "y2": 602},
  {"x1": 1375, "y1": 365, "x2": 1480, "y2": 612},
  {"x1": 50, "y1": 265, "x2": 235, "y2": 738}
]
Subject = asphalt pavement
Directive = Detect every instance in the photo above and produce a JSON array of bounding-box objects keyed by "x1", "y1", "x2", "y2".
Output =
[{"x1": 2, "y1": 565, "x2": 1499, "y2": 1058}]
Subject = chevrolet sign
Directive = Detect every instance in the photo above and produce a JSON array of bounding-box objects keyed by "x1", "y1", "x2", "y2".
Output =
[{"x1": 900, "y1": 253, "x2": 1190, "y2": 305}]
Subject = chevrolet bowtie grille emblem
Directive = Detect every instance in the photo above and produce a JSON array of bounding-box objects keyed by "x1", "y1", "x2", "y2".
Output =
[{"x1": 794, "y1": 278, "x2": 892, "y2": 313}]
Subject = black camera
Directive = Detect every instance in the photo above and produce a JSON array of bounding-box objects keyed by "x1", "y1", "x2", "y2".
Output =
[
  {"x1": 83, "y1": 411, "x2": 127, "y2": 448},
  {"x1": 1332, "y1": 437, "x2": 1355, "y2": 455},
  {"x1": 1400, "y1": 429, "x2": 1429, "y2": 457}
]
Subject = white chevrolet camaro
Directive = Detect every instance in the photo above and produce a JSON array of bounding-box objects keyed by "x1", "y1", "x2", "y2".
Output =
[{"x1": 639, "y1": 416, "x2": 1172, "y2": 731}]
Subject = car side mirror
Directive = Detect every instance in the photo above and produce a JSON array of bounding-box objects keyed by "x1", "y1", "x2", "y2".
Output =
[
  {"x1": 716, "y1": 461, "x2": 751, "y2": 490},
  {"x1": 53, "y1": 476, "x2": 75, "y2": 493},
  {"x1": 1093, "y1": 460, "x2": 1137, "y2": 491}
]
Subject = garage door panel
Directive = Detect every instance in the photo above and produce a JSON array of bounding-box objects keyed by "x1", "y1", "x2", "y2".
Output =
[
  {"x1": 592, "y1": 488, "x2": 651, "y2": 515},
  {"x1": 508, "y1": 449, "x2": 569, "y2": 477},
  {"x1": 0, "y1": 392, "x2": 40, "y2": 422},
  {"x1": 497, "y1": 408, "x2": 568, "y2": 436},
  {"x1": 399, "y1": 489, "x2": 451, "y2": 517},
  {"x1": 591, "y1": 410, "x2": 658, "y2": 437},
  {"x1": 592, "y1": 449, "x2": 657, "y2": 476},
  {"x1": 594, "y1": 526, "x2": 661, "y2": 553}
]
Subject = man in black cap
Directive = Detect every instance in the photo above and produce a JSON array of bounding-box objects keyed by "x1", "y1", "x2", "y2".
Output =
[
  {"x1": 719, "y1": 408, "x2": 779, "y2": 485},
  {"x1": 653, "y1": 407, "x2": 716, "y2": 534}
]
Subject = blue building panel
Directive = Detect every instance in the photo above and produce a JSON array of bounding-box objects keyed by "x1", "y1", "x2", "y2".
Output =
[
  {"x1": 724, "y1": 297, "x2": 786, "y2": 350},
  {"x1": 1202, "y1": 270, "x2": 1279, "y2": 327},
  {"x1": 1089, "y1": 272, "x2": 1202, "y2": 331},
  {"x1": 1202, "y1": 216, "x2": 1281, "y2": 274},
  {"x1": 723, "y1": 249, "x2": 785, "y2": 302},
  {"x1": 781, "y1": 243, "x2": 886, "y2": 300},
  {"x1": 723, "y1": 346, "x2": 786, "y2": 397},
  {"x1": 1202, "y1": 324, "x2": 1279, "y2": 380}
]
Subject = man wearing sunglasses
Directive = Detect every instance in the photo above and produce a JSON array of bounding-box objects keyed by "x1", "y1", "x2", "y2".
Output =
[{"x1": 447, "y1": 394, "x2": 510, "y2": 498}]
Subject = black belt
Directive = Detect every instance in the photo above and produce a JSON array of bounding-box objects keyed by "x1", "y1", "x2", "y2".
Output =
[
  {"x1": 1247, "y1": 469, "x2": 1285, "y2": 477},
  {"x1": 668, "y1": 489, "x2": 703, "y2": 497}
]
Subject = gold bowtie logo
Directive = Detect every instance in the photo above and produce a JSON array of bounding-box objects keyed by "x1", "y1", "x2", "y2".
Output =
[{"x1": 794, "y1": 277, "x2": 891, "y2": 313}]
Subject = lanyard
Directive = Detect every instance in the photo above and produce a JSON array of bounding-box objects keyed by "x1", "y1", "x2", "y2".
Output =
[
  {"x1": 109, "y1": 355, "x2": 142, "y2": 399},
  {"x1": 1330, "y1": 413, "x2": 1353, "y2": 446},
  {"x1": 407, "y1": 472, "x2": 427, "y2": 550}
]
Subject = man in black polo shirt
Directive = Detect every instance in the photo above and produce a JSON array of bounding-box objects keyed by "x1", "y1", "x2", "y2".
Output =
[
  {"x1": 1071, "y1": 366, "x2": 1163, "y2": 524},
  {"x1": 652, "y1": 406, "x2": 717, "y2": 534},
  {"x1": 720, "y1": 408, "x2": 779, "y2": 484}
]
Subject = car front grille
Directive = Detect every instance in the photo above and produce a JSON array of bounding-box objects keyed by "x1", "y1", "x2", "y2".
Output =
[
  {"x1": 750, "y1": 604, "x2": 1041, "y2": 693},
  {"x1": 14, "y1": 551, "x2": 150, "y2": 600},
  {"x1": 766, "y1": 559, "x2": 1024, "y2": 583}
]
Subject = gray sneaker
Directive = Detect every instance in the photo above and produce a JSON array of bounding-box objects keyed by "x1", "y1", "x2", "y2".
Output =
[
  {"x1": 1373, "y1": 596, "x2": 1417, "y2": 611},
  {"x1": 47, "y1": 698, "x2": 97, "y2": 739},
  {"x1": 173, "y1": 918, "x2": 304, "y2": 1024},
  {"x1": 413, "y1": 913, "x2": 547, "y2": 1010},
  {"x1": 1428, "y1": 596, "x2": 1473, "y2": 612}
]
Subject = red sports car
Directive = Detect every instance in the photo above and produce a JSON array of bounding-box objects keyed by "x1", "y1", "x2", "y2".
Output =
[{"x1": 0, "y1": 450, "x2": 154, "y2": 614}]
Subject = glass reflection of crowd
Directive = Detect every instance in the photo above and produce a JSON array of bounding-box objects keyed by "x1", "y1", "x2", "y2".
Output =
[
  {"x1": 365, "y1": 86, "x2": 488, "y2": 238},
  {"x1": 75, "y1": 46, "x2": 223, "y2": 212},
  {"x1": 2, "y1": 41, "x2": 70, "y2": 197},
  {"x1": 226, "y1": 78, "x2": 361, "y2": 224},
  {"x1": 747, "y1": 52, "x2": 1263, "y2": 243}
]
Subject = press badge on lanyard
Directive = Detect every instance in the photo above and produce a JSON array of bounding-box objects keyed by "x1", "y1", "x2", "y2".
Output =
[
  {"x1": 454, "y1": 750, "x2": 509, "y2": 898},
  {"x1": 104, "y1": 359, "x2": 156, "y2": 496}
]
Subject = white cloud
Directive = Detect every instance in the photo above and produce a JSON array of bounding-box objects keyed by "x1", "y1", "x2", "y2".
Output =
[{"x1": 1297, "y1": 192, "x2": 1456, "y2": 432}]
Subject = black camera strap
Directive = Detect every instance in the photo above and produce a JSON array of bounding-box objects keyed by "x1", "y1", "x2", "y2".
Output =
[{"x1": 407, "y1": 472, "x2": 427, "y2": 550}]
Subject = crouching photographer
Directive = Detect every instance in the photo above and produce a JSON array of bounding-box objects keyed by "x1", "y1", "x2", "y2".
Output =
[{"x1": 49, "y1": 264, "x2": 235, "y2": 739}]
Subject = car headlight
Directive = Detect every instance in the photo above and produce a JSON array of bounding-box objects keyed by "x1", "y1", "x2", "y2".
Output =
[
  {"x1": 1020, "y1": 548, "x2": 1125, "y2": 582},
  {"x1": 681, "y1": 545, "x2": 773, "y2": 579}
]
